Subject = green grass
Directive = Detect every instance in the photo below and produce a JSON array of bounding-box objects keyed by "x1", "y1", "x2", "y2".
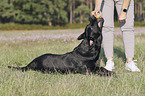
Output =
[
  {"x1": 0, "y1": 29, "x2": 145, "y2": 96},
  {"x1": 0, "y1": 21, "x2": 145, "y2": 31},
  {"x1": 0, "y1": 23, "x2": 89, "y2": 30}
]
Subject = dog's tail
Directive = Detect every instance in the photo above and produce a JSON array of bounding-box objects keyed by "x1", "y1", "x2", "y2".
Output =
[{"x1": 8, "y1": 66, "x2": 28, "y2": 72}]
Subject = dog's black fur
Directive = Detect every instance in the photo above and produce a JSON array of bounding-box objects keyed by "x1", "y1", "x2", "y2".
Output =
[{"x1": 8, "y1": 16, "x2": 115, "y2": 76}]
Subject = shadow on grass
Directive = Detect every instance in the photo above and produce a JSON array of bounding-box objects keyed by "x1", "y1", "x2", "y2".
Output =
[
  {"x1": 98, "y1": 46, "x2": 126, "y2": 66},
  {"x1": 114, "y1": 46, "x2": 126, "y2": 63}
]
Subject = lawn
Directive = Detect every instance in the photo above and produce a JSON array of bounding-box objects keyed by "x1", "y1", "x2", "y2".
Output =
[
  {"x1": 0, "y1": 29, "x2": 145, "y2": 96},
  {"x1": 0, "y1": 21, "x2": 145, "y2": 30}
]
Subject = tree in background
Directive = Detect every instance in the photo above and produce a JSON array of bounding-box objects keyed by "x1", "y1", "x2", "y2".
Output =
[
  {"x1": 0, "y1": 0, "x2": 144, "y2": 25},
  {"x1": 0, "y1": 1, "x2": 14, "y2": 23},
  {"x1": 50, "y1": 0, "x2": 68, "y2": 25},
  {"x1": 74, "y1": 0, "x2": 91, "y2": 23},
  {"x1": 12, "y1": 0, "x2": 54, "y2": 25},
  {"x1": 0, "y1": 0, "x2": 68, "y2": 25},
  {"x1": 142, "y1": 0, "x2": 145, "y2": 21},
  {"x1": 135, "y1": 0, "x2": 145, "y2": 21},
  {"x1": 66, "y1": 0, "x2": 93, "y2": 24},
  {"x1": 13, "y1": 0, "x2": 68, "y2": 25}
]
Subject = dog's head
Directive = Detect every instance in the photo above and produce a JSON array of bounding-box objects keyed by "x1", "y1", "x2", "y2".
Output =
[{"x1": 77, "y1": 16, "x2": 104, "y2": 46}]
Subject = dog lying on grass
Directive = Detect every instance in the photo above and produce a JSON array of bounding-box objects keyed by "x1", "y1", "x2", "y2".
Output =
[{"x1": 8, "y1": 16, "x2": 115, "y2": 76}]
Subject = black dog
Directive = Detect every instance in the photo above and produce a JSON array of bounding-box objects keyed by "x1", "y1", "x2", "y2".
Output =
[{"x1": 8, "y1": 16, "x2": 115, "y2": 76}]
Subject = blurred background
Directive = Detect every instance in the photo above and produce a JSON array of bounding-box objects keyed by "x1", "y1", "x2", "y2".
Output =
[{"x1": 0, "y1": 0, "x2": 145, "y2": 26}]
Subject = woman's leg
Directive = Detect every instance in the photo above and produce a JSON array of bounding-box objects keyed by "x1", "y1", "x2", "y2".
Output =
[
  {"x1": 116, "y1": 0, "x2": 140, "y2": 72},
  {"x1": 101, "y1": 0, "x2": 115, "y2": 71},
  {"x1": 116, "y1": 0, "x2": 135, "y2": 60},
  {"x1": 101, "y1": 0, "x2": 114, "y2": 59}
]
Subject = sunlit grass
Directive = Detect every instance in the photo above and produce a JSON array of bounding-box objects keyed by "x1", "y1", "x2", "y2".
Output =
[
  {"x1": 0, "y1": 21, "x2": 145, "y2": 31},
  {"x1": 0, "y1": 29, "x2": 145, "y2": 96}
]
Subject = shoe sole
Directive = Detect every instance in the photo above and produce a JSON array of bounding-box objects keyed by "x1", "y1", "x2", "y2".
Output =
[
  {"x1": 125, "y1": 67, "x2": 140, "y2": 72},
  {"x1": 104, "y1": 67, "x2": 115, "y2": 71}
]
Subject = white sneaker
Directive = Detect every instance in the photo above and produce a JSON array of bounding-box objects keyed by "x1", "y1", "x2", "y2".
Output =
[
  {"x1": 104, "y1": 59, "x2": 115, "y2": 71},
  {"x1": 125, "y1": 60, "x2": 141, "y2": 72}
]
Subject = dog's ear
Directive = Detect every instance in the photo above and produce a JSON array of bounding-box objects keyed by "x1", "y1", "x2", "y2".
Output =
[
  {"x1": 77, "y1": 25, "x2": 91, "y2": 40},
  {"x1": 77, "y1": 32, "x2": 85, "y2": 40}
]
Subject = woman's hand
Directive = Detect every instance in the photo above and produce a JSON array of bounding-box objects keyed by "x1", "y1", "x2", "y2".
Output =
[
  {"x1": 119, "y1": 10, "x2": 127, "y2": 22},
  {"x1": 91, "y1": 10, "x2": 102, "y2": 18}
]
